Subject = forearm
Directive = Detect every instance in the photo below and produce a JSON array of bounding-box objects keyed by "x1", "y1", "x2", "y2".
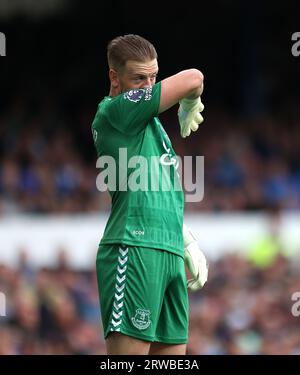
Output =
[
  {"x1": 185, "y1": 81, "x2": 204, "y2": 100},
  {"x1": 159, "y1": 69, "x2": 204, "y2": 113}
]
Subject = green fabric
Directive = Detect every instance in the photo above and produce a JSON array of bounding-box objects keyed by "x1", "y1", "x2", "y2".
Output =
[
  {"x1": 92, "y1": 82, "x2": 184, "y2": 257},
  {"x1": 96, "y1": 244, "x2": 188, "y2": 344}
]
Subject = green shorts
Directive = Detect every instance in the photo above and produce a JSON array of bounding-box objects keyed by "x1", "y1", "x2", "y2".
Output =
[{"x1": 96, "y1": 244, "x2": 188, "y2": 344}]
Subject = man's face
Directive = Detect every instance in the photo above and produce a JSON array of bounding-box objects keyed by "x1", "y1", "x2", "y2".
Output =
[{"x1": 111, "y1": 59, "x2": 159, "y2": 94}]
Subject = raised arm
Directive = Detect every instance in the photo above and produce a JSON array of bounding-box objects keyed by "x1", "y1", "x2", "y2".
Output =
[
  {"x1": 159, "y1": 69, "x2": 204, "y2": 113},
  {"x1": 159, "y1": 69, "x2": 205, "y2": 138}
]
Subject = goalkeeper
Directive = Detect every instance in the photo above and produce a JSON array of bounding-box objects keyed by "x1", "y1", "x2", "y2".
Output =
[{"x1": 92, "y1": 34, "x2": 208, "y2": 355}]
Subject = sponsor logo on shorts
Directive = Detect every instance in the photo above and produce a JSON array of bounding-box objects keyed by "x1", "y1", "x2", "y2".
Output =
[{"x1": 131, "y1": 308, "x2": 151, "y2": 330}]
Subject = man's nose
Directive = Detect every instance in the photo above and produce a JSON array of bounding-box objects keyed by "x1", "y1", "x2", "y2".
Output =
[{"x1": 143, "y1": 77, "x2": 152, "y2": 88}]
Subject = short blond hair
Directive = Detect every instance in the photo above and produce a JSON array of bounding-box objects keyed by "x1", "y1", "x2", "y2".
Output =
[{"x1": 107, "y1": 34, "x2": 157, "y2": 71}]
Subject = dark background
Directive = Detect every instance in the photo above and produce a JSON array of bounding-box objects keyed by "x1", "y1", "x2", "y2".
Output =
[
  {"x1": 1, "y1": 0, "x2": 300, "y2": 214},
  {"x1": 0, "y1": 0, "x2": 300, "y2": 355},
  {"x1": 1, "y1": 0, "x2": 300, "y2": 113}
]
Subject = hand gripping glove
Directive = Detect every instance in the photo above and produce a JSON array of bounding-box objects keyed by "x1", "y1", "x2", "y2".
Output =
[
  {"x1": 183, "y1": 223, "x2": 208, "y2": 291},
  {"x1": 178, "y1": 97, "x2": 204, "y2": 138}
]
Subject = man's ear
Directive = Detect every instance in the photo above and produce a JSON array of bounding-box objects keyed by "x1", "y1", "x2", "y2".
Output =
[{"x1": 109, "y1": 69, "x2": 119, "y2": 89}]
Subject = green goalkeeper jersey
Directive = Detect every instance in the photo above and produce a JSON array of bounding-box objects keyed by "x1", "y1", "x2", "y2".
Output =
[{"x1": 91, "y1": 82, "x2": 184, "y2": 257}]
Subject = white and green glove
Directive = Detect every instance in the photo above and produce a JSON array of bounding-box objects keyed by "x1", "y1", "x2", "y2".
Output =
[
  {"x1": 178, "y1": 97, "x2": 204, "y2": 138},
  {"x1": 183, "y1": 223, "x2": 208, "y2": 291}
]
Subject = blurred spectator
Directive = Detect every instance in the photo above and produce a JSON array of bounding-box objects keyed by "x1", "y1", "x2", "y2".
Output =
[
  {"x1": 248, "y1": 211, "x2": 285, "y2": 268},
  {"x1": 1, "y1": 249, "x2": 300, "y2": 354},
  {"x1": 1, "y1": 108, "x2": 300, "y2": 214}
]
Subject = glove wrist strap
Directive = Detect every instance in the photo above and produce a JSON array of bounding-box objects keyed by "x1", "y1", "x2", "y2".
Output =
[
  {"x1": 183, "y1": 223, "x2": 197, "y2": 248},
  {"x1": 179, "y1": 97, "x2": 201, "y2": 111}
]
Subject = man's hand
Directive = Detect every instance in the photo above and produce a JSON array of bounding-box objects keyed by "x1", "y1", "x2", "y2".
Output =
[
  {"x1": 183, "y1": 224, "x2": 208, "y2": 291},
  {"x1": 178, "y1": 97, "x2": 204, "y2": 138}
]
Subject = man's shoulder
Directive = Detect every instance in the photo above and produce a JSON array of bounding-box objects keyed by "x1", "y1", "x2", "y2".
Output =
[
  {"x1": 94, "y1": 96, "x2": 113, "y2": 118},
  {"x1": 99, "y1": 96, "x2": 113, "y2": 108},
  {"x1": 91, "y1": 98, "x2": 108, "y2": 127}
]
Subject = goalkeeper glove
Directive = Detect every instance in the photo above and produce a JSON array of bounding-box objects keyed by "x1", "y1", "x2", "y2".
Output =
[
  {"x1": 178, "y1": 97, "x2": 204, "y2": 138},
  {"x1": 183, "y1": 223, "x2": 208, "y2": 291}
]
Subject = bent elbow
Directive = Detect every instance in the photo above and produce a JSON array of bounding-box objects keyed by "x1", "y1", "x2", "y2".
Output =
[{"x1": 189, "y1": 69, "x2": 204, "y2": 91}]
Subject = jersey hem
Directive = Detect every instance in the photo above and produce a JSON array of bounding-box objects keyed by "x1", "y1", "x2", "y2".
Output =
[{"x1": 99, "y1": 239, "x2": 184, "y2": 259}]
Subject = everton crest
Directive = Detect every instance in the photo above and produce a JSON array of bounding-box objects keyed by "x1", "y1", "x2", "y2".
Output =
[{"x1": 131, "y1": 308, "x2": 151, "y2": 330}]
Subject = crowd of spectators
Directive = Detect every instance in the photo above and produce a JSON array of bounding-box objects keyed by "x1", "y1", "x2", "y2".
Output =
[
  {"x1": 0, "y1": 248, "x2": 299, "y2": 355},
  {"x1": 1, "y1": 96, "x2": 300, "y2": 215},
  {"x1": 1, "y1": 0, "x2": 299, "y2": 357}
]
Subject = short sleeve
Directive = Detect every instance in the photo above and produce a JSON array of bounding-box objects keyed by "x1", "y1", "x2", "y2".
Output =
[{"x1": 102, "y1": 82, "x2": 161, "y2": 134}]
